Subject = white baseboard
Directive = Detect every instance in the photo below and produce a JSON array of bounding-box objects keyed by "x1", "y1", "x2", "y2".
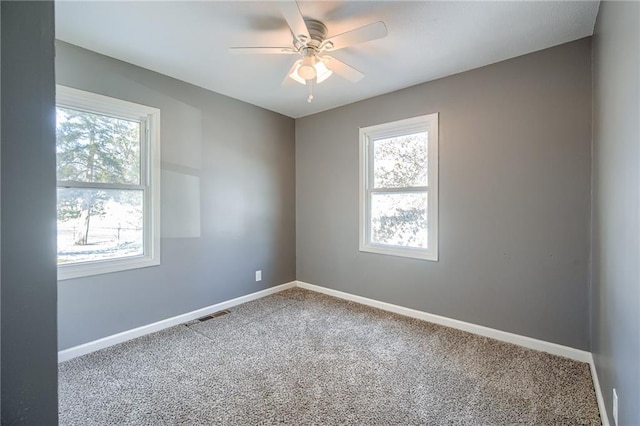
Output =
[
  {"x1": 296, "y1": 281, "x2": 612, "y2": 422},
  {"x1": 296, "y1": 281, "x2": 592, "y2": 363},
  {"x1": 589, "y1": 355, "x2": 610, "y2": 426},
  {"x1": 58, "y1": 281, "x2": 297, "y2": 362},
  {"x1": 58, "y1": 278, "x2": 607, "y2": 424}
]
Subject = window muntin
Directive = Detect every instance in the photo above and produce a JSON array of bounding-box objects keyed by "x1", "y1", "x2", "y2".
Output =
[
  {"x1": 56, "y1": 85, "x2": 160, "y2": 280},
  {"x1": 359, "y1": 114, "x2": 438, "y2": 261}
]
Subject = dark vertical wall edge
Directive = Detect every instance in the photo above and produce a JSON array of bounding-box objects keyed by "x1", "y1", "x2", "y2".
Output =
[
  {"x1": 1, "y1": 1, "x2": 58, "y2": 424},
  {"x1": 0, "y1": 1, "x2": 3, "y2": 417},
  {"x1": 591, "y1": 1, "x2": 640, "y2": 424},
  {"x1": 0, "y1": 1, "x2": 3, "y2": 418}
]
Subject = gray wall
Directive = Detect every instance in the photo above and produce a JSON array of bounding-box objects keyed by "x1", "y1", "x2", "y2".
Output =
[
  {"x1": 56, "y1": 42, "x2": 296, "y2": 350},
  {"x1": 296, "y1": 38, "x2": 592, "y2": 350},
  {"x1": 1, "y1": 1, "x2": 58, "y2": 423},
  {"x1": 0, "y1": 3, "x2": 2, "y2": 417},
  {"x1": 591, "y1": 1, "x2": 640, "y2": 424}
]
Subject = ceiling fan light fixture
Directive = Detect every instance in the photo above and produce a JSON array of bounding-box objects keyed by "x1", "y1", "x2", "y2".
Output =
[
  {"x1": 297, "y1": 56, "x2": 317, "y2": 80},
  {"x1": 289, "y1": 56, "x2": 333, "y2": 85},
  {"x1": 289, "y1": 61, "x2": 306, "y2": 85},
  {"x1": 315, "y1": 60, "x2": 333, "y2": 84}
]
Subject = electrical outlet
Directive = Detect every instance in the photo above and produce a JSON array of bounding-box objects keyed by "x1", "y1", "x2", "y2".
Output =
[
  {"x1": 255, "y1": 270, "x2": 262, "y2": 282},
  {"x1": 613, "y1": 388, "x2": 618, "y2": 426}
]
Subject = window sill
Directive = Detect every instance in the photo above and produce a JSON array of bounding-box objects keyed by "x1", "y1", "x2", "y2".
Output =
[
  {"x1": 57, "y1": 255, "x2": 160, "y2": 281},
  {"x1": 359, "y1": 244, "x2": 438, "y2": 262}
]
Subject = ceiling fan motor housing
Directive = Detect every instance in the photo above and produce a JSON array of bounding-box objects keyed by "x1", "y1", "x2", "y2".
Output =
[{"x1": 294, "y1": 19, "x2": 329, "y2": 52}]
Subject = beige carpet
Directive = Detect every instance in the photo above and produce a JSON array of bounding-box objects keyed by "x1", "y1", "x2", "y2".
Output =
[{"x1": 59, "y1": 288, "x2": 601, "y2": 425}]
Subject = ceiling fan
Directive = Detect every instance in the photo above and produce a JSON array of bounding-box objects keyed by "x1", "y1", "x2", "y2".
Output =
[{"x1": 229, "y1": 1, "x2": 388, "y2": 103}]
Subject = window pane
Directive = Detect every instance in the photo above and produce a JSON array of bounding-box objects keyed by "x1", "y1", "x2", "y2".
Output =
[
  {"x1": 57, "y1": 188, "x2": 144, "y2": 264},
  {"x1": 373, "y1": 131, "x2": 427, "y2": 188},
  {"x1": 56, "y1": 107, "x2": 141, "y2": 185},
  {"x1": 371, "y1": 192, "x2": 427, "y2": 248}
]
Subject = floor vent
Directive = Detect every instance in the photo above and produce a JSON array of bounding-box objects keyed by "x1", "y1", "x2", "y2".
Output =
[{"x1": 197, "y1": 310, "x2": 230, "y2": 322}]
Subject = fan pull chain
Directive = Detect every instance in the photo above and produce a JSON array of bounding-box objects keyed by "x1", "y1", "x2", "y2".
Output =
[{"x1": 307, "y1": 78, "x2": 314, "y2": 103}]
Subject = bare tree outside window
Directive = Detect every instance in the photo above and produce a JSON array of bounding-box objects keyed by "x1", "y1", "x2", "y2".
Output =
[
  {"x1": 370, "y1": 132, "x2": 428, "y2": 248},
  {"x1": 360, "y1": 113, "x2": 438, "y2": 261},
  {"x1": 56, "y1": 107, "x2": 144, "y2": 264}
]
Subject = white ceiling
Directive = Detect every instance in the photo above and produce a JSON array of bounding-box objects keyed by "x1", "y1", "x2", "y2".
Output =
[{"x1": 55, "y1": 1, "x2": 599, "y2": 118}]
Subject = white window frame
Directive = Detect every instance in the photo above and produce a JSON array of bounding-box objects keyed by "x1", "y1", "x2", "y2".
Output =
[
  {"x1": 359, "y1": 113, "x2": 439, "y2": 261},
  {"x1": 56, "y1": 85, "x2": 161, "y2": 280}
]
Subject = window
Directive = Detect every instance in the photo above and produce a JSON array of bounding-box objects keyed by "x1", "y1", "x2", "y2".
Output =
[
  {"x1": 359, "y1": 113, "x2": 438, "y2": 261},
  {"x1": 56, "y1": 85, "x2": 160, "y2": 280}
]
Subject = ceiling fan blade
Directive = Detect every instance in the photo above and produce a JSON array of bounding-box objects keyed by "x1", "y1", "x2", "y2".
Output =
[
  {"x1": 282, "y1": 60, "x2": 301, "y2": 86},
  {"x1": 229, "y1": 47, "x2": 298, "y2": 55},
  {"x1": 278, "y1": 1, "x2": 310, "y2": 45},
  {"x1": 322, "y1": 56, "x2": 364, "y2": 83},
  {"x1": 322, "y1": 21, "x2": 388, "y2": 51}
]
